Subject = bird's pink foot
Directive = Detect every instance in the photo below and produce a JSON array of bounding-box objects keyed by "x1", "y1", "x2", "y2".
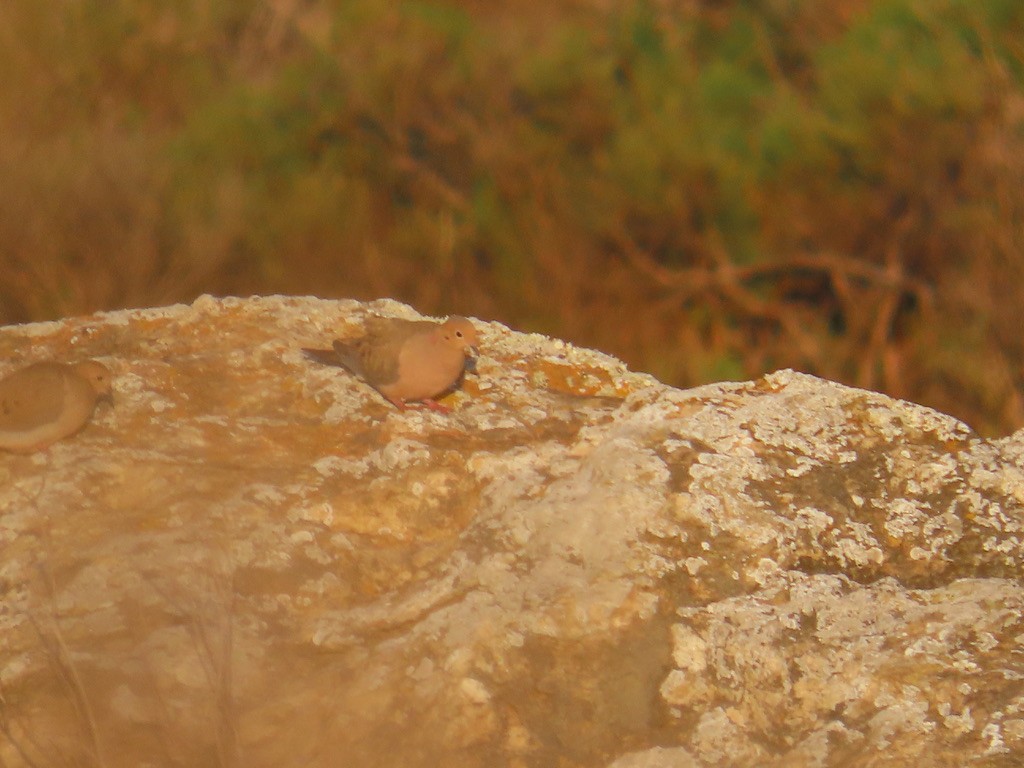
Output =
[{"x1": 387, "y1": 397, "x2": 452, "y2": 414}]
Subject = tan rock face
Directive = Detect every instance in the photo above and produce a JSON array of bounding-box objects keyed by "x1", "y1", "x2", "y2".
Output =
[{"x1": 1, "y1": 295, "x2": 1023, "y2": 768}]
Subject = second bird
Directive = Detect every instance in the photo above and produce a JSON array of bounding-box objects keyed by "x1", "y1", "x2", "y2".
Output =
[
  {"x1": 303, "y1": 315, "x2": 480, "y2": 413},
  {"x1": 0, "y1": 360, "x2": 114, "y2": 453}
]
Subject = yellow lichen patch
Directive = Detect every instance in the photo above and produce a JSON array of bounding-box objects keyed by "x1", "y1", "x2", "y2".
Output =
[
  {"x1": 319, "y1": 464, "x2": 480, "y2": 544},
  {"x1": 526, "y1": 358, "x2": 630, "y2": 398}
]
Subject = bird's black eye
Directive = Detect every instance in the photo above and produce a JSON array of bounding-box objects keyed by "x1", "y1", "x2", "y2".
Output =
[{"x1": 455, "y1": 330, "x2": 464, "y2": 338}]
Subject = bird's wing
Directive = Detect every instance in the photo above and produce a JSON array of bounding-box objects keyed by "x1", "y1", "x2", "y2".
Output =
[
  {"x1": 352, "y1": 318, "x2": 439, "y2": 388},
  {"x1": 0, "y1": 366, "x2": 66, "y2": 431}
]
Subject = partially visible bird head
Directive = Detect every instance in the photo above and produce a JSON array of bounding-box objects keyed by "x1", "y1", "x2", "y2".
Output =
[
  {"x1": 74, "y1": 360, "x2": 115, "y2": 405},
  {"x1": 439, "y1": 317, "x2": 480, "y2": 359}
]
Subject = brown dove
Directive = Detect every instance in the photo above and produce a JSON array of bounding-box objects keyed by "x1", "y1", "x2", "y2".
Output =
[
  {"x1": 303, "y1": 315, "x2": 480, "y2": 413},
  {"x1": 0, "y1": 360, "x2": 114, "y2": 453}
]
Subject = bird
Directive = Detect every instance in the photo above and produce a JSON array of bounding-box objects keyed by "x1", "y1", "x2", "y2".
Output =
[
  {"x1": 0, "y1": 360, "x2": 114, "y2": 453},
  {"x1": 303, "y1": 315, "x2": 480, "y2": 413}
]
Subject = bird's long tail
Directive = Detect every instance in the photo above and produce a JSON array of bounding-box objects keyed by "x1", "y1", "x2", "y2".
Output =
[{"x1": 302, "y1": 345, "x2": 358, "y2": 374}]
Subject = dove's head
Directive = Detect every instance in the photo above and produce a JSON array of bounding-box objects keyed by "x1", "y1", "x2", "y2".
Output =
[
  {"x1": 74, "y1": 360, "x2": 114, "y2": 405},
  {"x1": 439, "y1": 317, "x2": 480, "y2": 360}
]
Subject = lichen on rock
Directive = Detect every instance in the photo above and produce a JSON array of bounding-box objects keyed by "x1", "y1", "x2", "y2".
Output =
[{"x1": 1, "y1": 295, "x2": 1023, "y2": 767}]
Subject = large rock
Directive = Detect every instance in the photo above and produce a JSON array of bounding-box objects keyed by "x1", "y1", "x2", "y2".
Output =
[{"x1": 1, "y1": 295, "x2": 1023, "y2": 767}]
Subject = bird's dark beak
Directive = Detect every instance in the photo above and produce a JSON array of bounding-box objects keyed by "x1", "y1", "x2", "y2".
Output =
[{"x1": 464, "y1": 347, "x2": 479, "y2": 375}]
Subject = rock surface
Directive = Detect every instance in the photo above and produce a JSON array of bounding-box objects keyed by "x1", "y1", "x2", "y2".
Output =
[{"x1": 1, "y1": 295, "x2": 1023, "y2": 768}]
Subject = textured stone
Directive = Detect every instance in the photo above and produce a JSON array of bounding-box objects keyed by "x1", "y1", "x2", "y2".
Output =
[{"x1": 0, "y1": 295, "x2": 1023, "y2": 767}]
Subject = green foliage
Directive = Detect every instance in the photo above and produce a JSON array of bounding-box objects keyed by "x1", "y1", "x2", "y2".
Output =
[{"x1": 2, "y1": 0, "x2": 1024, "y2": 433}]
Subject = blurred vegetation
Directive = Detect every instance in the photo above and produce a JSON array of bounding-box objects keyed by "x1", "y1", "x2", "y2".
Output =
[{"x1": 1, "y1": 0, "x2": 1023, "y2": 434}]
